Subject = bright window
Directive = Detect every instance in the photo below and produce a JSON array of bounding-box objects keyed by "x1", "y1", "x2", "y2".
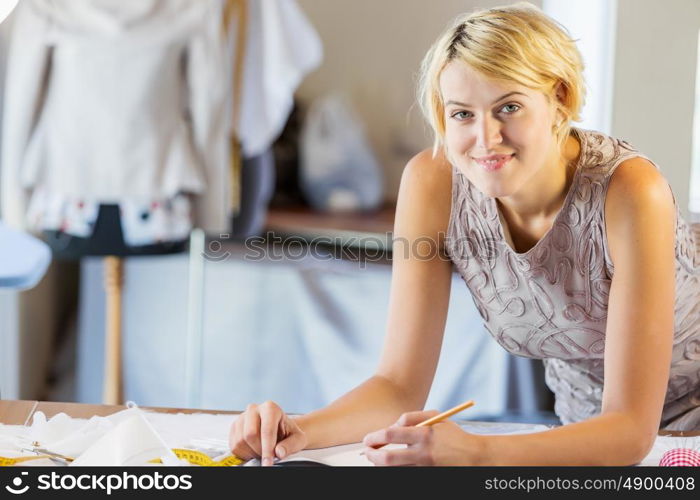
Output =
[{"x1": 689, "y1": 28, "x2": 700, "y2": 218}]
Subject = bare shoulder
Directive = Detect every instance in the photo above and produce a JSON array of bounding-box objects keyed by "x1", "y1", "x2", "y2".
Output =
[
  {"x1": 395, "y1": 148, "x2": 453, "y2": 238},
  {"x1": 401, "y1": 148, "x2": 453, "y2": 189},
  {"x1": 605, "y1": 156, "x2": 675, "y2": 262},
  {"x1": 606, "y1": 157, "x2": 675, "y2": 215}
]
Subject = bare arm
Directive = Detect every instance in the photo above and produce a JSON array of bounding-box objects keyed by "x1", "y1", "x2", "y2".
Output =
[{"x1": 295, "y1": 150, "x2": 455, "y2": 448}]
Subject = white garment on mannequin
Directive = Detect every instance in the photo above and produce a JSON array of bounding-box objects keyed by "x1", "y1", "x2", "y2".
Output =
[
  {"x1": 1, "y1": 0, "x2": 231, "y2": 239},
  {"x1": 26, "y1": 188, "x2": 193, "y2": 246}
]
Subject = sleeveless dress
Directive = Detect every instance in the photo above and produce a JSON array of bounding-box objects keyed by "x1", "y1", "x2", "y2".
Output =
[{"x1": 445, "y1": 127, "x2": 700, "y2": 431}]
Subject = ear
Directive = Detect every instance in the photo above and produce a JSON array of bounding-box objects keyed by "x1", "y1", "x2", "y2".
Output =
[
  {"x1": 553, "y1": 81, "x2": 568, "y2": 106},
  {"x1": 551, "y1": 81, "x2": 568, "y2": 125}
]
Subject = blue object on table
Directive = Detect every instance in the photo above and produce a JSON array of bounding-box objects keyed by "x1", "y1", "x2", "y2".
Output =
[{"x1": 0, "y1": 221, "x2": 51, "y2": 289}]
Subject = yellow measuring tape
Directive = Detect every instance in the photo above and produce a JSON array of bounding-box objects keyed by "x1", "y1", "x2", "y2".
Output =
[
  {"x1": 0, "y1": 455, "x2": 59, "y2": 466},
  {"x1": 150, "y1": 449, "x2": 244, "y2": 467},
  {"x1": 1, "y1": 449, "x2": 244, "y2": 467}
]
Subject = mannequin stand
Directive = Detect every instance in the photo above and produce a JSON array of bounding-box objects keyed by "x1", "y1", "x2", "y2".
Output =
[
  {"x1": 45, "y1": 204, "x2": 187, "y2": 404},
  {"x1": 103, "y1": 256, "x2": 123, "y2": 405}
]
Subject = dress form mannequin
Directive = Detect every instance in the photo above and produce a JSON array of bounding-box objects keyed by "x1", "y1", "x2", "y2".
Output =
[{"x1": 2, "y1": 0, "x2": 232, "y2": 405}]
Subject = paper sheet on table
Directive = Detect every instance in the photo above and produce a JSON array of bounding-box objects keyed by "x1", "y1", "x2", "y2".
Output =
[
  {"x1": 244, "y1": 421, "x2": 552, "y2": 466},
  {"x1": 244, "y1": 443, "x2": 405, "y2": 467},
  {"x1": 70, "y1": 414, "x2": 177, "y2": 466},
  {"x1": 459, "y1": 421, "x2": 551, "y2": 435}
]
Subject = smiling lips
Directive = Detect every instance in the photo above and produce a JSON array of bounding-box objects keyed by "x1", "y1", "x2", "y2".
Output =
[{"x1": 473, "y1": 154, "x2": 514, "y2": 172}]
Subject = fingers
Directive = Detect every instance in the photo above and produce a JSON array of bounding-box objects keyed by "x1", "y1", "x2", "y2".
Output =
[
  {"x1": 395, "y1": 410, "x2": 439, "y2": 427},
  {"x1": 229, "y1": 401, "x2": 287, "y2": 464},
  {"x1": 242, "y1": 403, "x2": 263, "y2": 456},
  {"x1": 275, "y1": 415, "x2": 307, "y2": 458},
  {"x1": 365, "y1": 410, "x2": 438, "y2": 448},
  {"x1": 363, "y1": 425, "x2": 432, "y2": 449},
  {"x1": 231, "y1": 438, "x2": 257, "y2": 461},
  {"x1": 228, "y1": 415, "x2": 257, "y2": 460},
  {"x1": 362, "y1": 423, "x2": 437, "y2": 466},
  {"x1": 258, "y1": 401, "x2": 283, "y2": 466},
  {"x1": 363, "y1": 446, "x2": 422, "y2": 466},
  {"x1": 275, "y1": 432, "x2": 304, "y2": 458}
]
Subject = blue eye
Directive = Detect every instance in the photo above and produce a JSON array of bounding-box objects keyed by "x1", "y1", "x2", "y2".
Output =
[
  {"x1": 501, "y1": 103, "x2": 520, "y2": 114},
  {"x1": 450, "y1": 110, "x2": 472, "y2": 121}
]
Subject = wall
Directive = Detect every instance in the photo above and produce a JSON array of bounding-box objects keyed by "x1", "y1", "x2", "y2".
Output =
[{"x1": 611, "y1": 0, "x2": 700, "y2": 219}]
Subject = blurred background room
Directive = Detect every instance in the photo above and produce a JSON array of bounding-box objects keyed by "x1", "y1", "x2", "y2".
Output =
[{"x1": 0, "y1": 0, "x2": 698, "y2": 426}]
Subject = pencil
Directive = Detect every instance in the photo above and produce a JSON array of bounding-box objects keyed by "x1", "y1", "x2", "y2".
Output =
[
  {"x1": 364, "y1": 399, "x2": 475, "y2": 452},
  {"x1": 415, "y1": 399, "x2": 475, "y2": 427}
]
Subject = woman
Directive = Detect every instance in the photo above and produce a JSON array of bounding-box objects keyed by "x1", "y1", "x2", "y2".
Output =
[{"x1": 229, "y1": 2, "x2": 700, "y2": 465}]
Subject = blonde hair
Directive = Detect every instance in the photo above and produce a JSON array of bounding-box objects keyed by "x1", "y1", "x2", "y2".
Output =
[{"x1": 417, "y1": 2, "x2": 585, "y2": 155}]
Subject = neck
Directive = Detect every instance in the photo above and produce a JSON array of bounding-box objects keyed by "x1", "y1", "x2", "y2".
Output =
[{"x1": 497, "y1": 133, "x2": 580, "y2": 226}]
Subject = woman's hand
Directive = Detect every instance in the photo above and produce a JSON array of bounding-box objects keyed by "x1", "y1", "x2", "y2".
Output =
[
  {"x1": 228, "y1": 401, "x2": 307, "y2": 466},
  {"x1": 362, "y1": 410, "x2": 485, "y2": 466}
]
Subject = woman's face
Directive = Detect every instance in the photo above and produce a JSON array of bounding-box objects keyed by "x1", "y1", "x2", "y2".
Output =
[{"x1": 439, "y1": 60, "x2": 561, "y2": 199}]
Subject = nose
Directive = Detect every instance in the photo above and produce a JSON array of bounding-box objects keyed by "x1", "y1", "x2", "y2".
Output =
[{"x1": 475, "y1": 115, "x2": 503, "y2": 151}]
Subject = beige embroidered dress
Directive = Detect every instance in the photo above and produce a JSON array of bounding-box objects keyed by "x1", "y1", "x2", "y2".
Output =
[{"x1": 446, "y1": 128, "x2": 700, "y2": 430}]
